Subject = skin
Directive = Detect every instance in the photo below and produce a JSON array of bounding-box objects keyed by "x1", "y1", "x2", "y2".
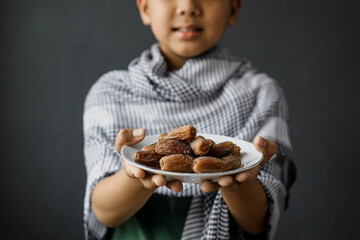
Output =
[
  {"x1": 91, "y1": 0, "x2": 278, "y2": 235},
  {"x1": 137, "y1": 0, "x2": 241, "y2": 70}
]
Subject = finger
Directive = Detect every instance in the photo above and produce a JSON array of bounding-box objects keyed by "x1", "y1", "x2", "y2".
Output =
[
  {"x1": 200, "y1": 180, "x2": 220, "y2": 192},
  {"x1": 166, "y1": 181, "x2": 183, "y2": 192},
  {"x1": 150, "y1": 175, "x2": 167, "y2": 187},
  {"x1": 115, "y1": 128, "x2": 146, "y2": 153},
  {"x1": 218, "y1": 175, "x2": 234, "y2": 187},
  {"x1": 235, "y1": 171, "x2": 251, "y2": 183},
  {"x1": 123, "y1": 161, "x2": 146, "y2": 179},
  {"x1": 234, "y1": 167, "x2": 259, "y2": 183},
  {"x1": 254, "y1": 136, "x2": 277, "y2": 165},
  {"x1": 141, "y1": 174, "x2": 166, "y2": 189},
  {"x1": 218, "y1": 176, "x2": 241, "y2": 191}
]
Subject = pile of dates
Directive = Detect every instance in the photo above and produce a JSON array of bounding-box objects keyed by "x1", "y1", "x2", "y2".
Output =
[{"x1": 134, "y1": 125, "x2": 242, "y2": 173}]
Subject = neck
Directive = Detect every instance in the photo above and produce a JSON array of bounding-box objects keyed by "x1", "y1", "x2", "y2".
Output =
[{"x1": 159, "y1": 48, "x2": 188, "y2": 71}]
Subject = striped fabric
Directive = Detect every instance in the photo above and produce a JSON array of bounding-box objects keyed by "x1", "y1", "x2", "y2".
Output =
[{"x1": 83, "y1": 44, "x2": 296, "y2": 240}]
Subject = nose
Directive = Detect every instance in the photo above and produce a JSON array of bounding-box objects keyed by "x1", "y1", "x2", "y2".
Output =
[{"x1": 177, "y1": 0, "x2": 201, "y2": 16}]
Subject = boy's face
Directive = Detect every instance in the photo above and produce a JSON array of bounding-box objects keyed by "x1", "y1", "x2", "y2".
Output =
[{"x1": 137, "y1": 0, "x2": 241, "y2": 69}]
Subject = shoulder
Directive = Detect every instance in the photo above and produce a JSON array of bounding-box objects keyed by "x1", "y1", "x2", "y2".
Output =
[
  {"x1": 230, "y1": 69, "x2": 289, "y2": 117},
  {"x1": 238, "y1": 70, "x2": 285, "y2": 99},
  {"x1": 241, "y1": 70, "x2": 279, "y2": 91},
  {"x1": 87, "y1": 70, "x2": 129, "y2": 96},
  {"x1": 83, "y1": 70, "x2": 131, "y2": 130},
  {"x1": 245, "y1": 71, "x2": 289, "y2": 120},
  {"x1": 219, "y1": 52, "x2": 283, "y2": 95},
  {"x1": 84, "y1": 70, "x2": 130, "y2": 109}
]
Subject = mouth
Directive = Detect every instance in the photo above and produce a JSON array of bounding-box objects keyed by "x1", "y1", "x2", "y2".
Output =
[
  {"x1": 172, "y1": 26, "x2": 203, "y2": 40},
  {"x1": 172, "y1": 27, "x2": 203, "y2": 33}
]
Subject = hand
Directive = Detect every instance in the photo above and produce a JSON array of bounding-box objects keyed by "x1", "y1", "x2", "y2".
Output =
[
  {"x1": 115, "y1": 128, "x2": 183, "y2": 192},
  {"x1": 200, "y1": 136, "x2": 277, "y2": 193}
]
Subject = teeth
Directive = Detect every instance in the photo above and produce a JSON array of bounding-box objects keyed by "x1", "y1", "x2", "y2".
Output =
[{"x1": 178, "y1": 28, "x2": 196, "y2": 32}]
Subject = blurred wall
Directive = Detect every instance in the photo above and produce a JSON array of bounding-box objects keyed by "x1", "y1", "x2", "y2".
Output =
[{"x1": 1, "y1": 0, "x2": 359, "y2": 239}]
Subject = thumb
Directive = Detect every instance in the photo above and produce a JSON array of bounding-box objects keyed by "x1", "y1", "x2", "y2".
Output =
[
  {"x1": 115, "y1": 128, "x2": 146, "y2": 153},
  {"x1": 254, "y1": 136, "x2": 277, "y2": 166}
]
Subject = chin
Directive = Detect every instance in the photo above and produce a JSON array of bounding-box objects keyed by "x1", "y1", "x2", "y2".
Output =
[{"x1": 176, "y1": 46, "x2": 210, "y2": 59}]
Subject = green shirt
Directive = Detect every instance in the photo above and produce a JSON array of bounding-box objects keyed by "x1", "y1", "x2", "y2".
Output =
[{"x1": 104, "y1": 194, "x2": 192, "y2": 240}]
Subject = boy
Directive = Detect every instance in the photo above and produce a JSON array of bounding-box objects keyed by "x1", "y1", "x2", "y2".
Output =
[{"x1": 83, "y1": 0, "x2": 296, "y2": 239}]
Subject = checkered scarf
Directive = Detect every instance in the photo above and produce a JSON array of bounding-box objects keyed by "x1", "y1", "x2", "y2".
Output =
[{"x1": 83, "y1": 44, "x2": 296, "y2": 239}]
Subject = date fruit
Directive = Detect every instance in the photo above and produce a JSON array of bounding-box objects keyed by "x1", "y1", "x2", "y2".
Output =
[
  {"x1": 166, "y1": 125, "x2": 197, "y2": 141},
  {"x1": 221, "y1": 146, "x2": 242, "y2": 169},
  {"x1": 160, "y1": 154, "x2": 195, "y2": 172},
  {"x1": 208, "y1": 141, "x2": 235, "y2": 158},
  {"x1": 141, "y1": 143, "x2": 156, "y2": 151},
  {"x1": 192, "y1": 156, "x2": 232, "y2": 173},
  {"x1": 134, "y1": 125, "x2": 242, "y2": 173},
  {"x1": 158, "y1": 133, "x2": 168, "y2": 141},
  {"x1": 134, "y1": 151, "x2": 164, "y2": 169},
  {"x1": 155, "y1": 139, "x2": 193, "y2": 155},
  {"x1": 206, "y1": 139, "x2": 215, "y2": 148},
  {"x1": 189, "y1": 136, "x2": 212, "y2": 156}
]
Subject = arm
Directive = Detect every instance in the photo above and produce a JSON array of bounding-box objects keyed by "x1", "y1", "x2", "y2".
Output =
[
  {"x1": 200, "y1": 136, "x2": 277, "y2": 235},
  {"x1": 91, "y1": 169, "x2": 156, "y2": 227},
  {"x1": 91, "y1": 128, "x2": 183, "y2": 227},
  {"x1": 220, "y1": 172, "x2": 268, "y2": 235}
]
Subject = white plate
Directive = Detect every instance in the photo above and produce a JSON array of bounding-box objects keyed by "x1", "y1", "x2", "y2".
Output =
[{"x1": 120, "y1": 134, "x2": 263, "y2": 183}]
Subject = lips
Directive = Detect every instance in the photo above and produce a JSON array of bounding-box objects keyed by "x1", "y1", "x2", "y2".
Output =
[{"x1": 172, "y1": 25, "x2": 203, "y2": 39}]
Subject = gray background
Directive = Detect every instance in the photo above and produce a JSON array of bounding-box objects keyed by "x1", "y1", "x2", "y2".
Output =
[{"x1": 1, "y1": 0, "x2": 359, "y2": 239}]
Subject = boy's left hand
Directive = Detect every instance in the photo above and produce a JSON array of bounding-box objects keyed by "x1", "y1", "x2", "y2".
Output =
[{"x1": 199, "y1": 136, "x2": 277, "y2": 193}]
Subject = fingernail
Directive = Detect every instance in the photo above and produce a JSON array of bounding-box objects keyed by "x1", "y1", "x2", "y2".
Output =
[
  {"x1": 258, "y1": 137, "x2": 267, "y2": 148},
  {"x1": 132, "y1": 128, "x2": 144, "y2": 138}
]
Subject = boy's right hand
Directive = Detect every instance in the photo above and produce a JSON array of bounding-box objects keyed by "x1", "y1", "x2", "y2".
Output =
[{"x1": 115, "y1": 128, "x2": 183, "y2": 192}]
